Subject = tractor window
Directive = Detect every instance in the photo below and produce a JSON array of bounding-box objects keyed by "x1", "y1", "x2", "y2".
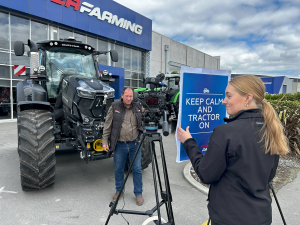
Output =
[
  {"x1": 45, "y1": 49, "x2": 96, "y2": 99},
  {"x1": 168, "y1": 79, "x2": 179, "y2": 90}
]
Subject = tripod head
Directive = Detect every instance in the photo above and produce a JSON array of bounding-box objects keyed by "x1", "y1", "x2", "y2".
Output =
[{"x1": 143, "y1": 110, "x2": 169, "y2": 136}]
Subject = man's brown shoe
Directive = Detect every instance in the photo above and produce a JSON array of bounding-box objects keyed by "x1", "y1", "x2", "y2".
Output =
[
  {"x1": 136, "y1": 195, "x2": 144, "y2": 206},
  {"x1": 112, "y1": 192, "x2": 123, "y2": 201}
]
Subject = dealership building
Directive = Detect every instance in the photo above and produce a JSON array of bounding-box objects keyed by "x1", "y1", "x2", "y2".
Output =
[{"x1": 0, "y1": 0, "x2": 221, "y2": 120}]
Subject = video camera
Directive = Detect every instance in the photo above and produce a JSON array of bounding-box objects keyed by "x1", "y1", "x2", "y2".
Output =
[{"x1": 134, "y1": 73, "x2": 169, "y2": 136}]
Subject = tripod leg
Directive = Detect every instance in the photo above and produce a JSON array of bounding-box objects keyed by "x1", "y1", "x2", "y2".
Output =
[
  {"x1": 150, "y1": 141, "x2": 162, "y2": 225},
  {"x1": 159, "y1": 140, "x2": 175, "y2": 224},
  {"x1": 105, "y1": 135, "x2": 146, "y2": 225},
  {"x1": 269, "y1": 182, "x2": 287, "y2": 225}
]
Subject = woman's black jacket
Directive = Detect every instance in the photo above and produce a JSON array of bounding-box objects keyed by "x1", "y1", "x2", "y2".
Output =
[{"x1": 183, "y1": 109, "x2": 279, "y2": 225}]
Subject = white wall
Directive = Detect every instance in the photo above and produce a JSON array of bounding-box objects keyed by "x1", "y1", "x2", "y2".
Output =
[
  {"x1": 150, "y1": 31, "x2": 220, "y2": 77},
  {"x1": 279, "y1": 77, "x2": 293, "y2": 94}
]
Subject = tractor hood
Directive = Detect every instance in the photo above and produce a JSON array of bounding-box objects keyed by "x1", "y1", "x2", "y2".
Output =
[
  {"x1": 62, "y1": 75, "x2": 115, "y2": 100},
  {"x1": 76, "y1": 77, "x2": 115, "y2": 99}
]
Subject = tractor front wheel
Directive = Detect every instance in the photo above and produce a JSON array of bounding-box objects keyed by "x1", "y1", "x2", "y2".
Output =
[{"x1": 17, "y1": 109, "x2": 56, "y2": 191}]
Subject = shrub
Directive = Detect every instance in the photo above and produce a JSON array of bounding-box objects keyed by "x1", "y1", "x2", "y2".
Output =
[
  {"x1": 267, "y1": 100, "x2": 300, "y2": 156},
  {"x1": 265, "y1": 93, "x2": 300, "y2": 101}
]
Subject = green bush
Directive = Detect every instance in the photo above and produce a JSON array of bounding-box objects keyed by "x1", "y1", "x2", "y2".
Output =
[
  {"x1": 267, "y1": 100, "x2": 300, "y2": 155},
  {"x1": 265, "y1": 93, "x2": 300, "y2": 101}
]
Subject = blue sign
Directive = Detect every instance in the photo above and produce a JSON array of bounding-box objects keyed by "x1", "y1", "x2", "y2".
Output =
[
  {"x1": 260, "y1": 76, "x2": 284, "y2": 94},
  {"x1": 98, "y1": 64, "x2": 124, "y2": 99},
  {"x1": 176, "y1": 66, "x2": 231, "y2": 162},
  {"x1": 0, "y1": 0, "x2": 152, "y2": 51}
]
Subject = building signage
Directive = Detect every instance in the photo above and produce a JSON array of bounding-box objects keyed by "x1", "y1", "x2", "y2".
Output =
[
  {"x1": 262, "y1": 80, "x2": 272, "y2": 85},
  {"x1": 175, "y1": 66, "x2": 231, "y2": 162},
  {"x1": 51, "y1": 0, "x2": 143, "y2": 35},
  {"x1": 261, "y1": 77, "x2": 285, "y2": 94}
]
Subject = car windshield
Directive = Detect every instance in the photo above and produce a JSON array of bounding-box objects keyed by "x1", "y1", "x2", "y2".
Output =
[{"x1": 45, "y1": 48, "x2": 97, "y2": 98}]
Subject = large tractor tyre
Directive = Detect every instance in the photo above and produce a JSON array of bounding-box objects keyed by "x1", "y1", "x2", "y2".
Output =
[
  {"x1": 17, "y1": 109, "x2": 56, "y2": 191},
  {"x1": 124, "y1": 136, "x2": 152, "y2": 172},
  {"x1": 141, "y1": 136, "x2": 151, "y2": 170}
]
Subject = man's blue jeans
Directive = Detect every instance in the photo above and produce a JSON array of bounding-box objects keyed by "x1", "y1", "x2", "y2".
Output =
[{"x1": 113, "y1": 140, "x2": 143, "y2": 196}]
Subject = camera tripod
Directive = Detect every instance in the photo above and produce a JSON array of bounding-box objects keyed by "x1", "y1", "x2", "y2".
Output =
[{"x1": 105, "y1": 126, "x2": 175, "y2": 225}]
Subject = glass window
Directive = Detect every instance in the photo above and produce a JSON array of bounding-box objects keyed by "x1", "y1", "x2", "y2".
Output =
[
  {"x1": 11, "y1": 15, "x2": 30, "y2": 52},
  {"x1": 125, "y1": 79, "x2": 130, "y2": 87},
  {"x1": 114, "y1": 44, "x2": 123, "y2": 68},
  {"x1": 124, "y1": 47, "x2": 131, "y2": 70},
  {"x1": 49, "y1": 26, "x2": 58, "y2": 40},
  {"x1": 131, "y1": 72, "x2": 138, "y2": 79},
  {"x1": 31, "y1": 21, "x2": 48, "y2": 43},
  {"x1": 0, "y1": 85, "x2": 11, "y2": 118},
  {"x1": 87, "y1": 36, "x2": 97, "y2": 50},
  {"x1": 141, "y1": 52, "x2": 146, "y2": 73},
  {"x1": 0, "y1": 12, "x2": 9, "y2": 50},
  {"x1": 74, "y1": 32, "x2": 86, "y2": 44},
  {"x1": 12, "y1": 86, "x2": 17, "y2": 118},
  {"x1": 0, "y1": 52, "x2": 10, "y2": 65},
  {"x1": 132, "y1": 80, "x2": 138, "y2": 87},
  {"x1": 125, "y1": 71, "x2": 131, "y2": 78},
  {"x1": 11, "y1": 54, "x2": 30, "y2": 67},
  {"x1": 98, "y1": 39, "x2": 107, "y2": 65},
  {"x1": 138, "y1": 51, "x2": 142, "y2": 72},
  {"x1": 138, "y1": 80, "x2": 144, "y2": 87},
  {"x1": 0, "y1": 65, "x2": 10, "y2": 79},
  {"x1": 138, "y1": 72, "x2": 144, "y2": 80},
  {"x1": 59, "y1": 28, "x2": 73, "y2": 40},
  {"x1": 132, "y1": 49, "x2": 138, "y2": 71},
  {"x1": 12, "y1": 80, "x2": 22, "y2": 86}
]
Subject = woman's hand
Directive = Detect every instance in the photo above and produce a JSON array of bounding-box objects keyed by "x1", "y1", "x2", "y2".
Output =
[{"x1": 177, "y1": 126, "x2": 192, "y2": 143}]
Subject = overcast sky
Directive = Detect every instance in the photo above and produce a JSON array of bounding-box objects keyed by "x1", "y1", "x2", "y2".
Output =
[{"x1": 114, "y1": 0, "x2": 300, "y2": 77}]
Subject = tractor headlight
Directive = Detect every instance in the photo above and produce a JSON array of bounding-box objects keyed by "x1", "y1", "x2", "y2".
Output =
[
  {"x1": 77, "y1": 87, "x2": 96, "y2": 99},
  {"x1": 77, "y1": 80, "x2": 96, "y2": 99},
  {"x1": 81, "y1": 114, "x2": 95, "y2": 125},
  {"x1": 98, "y1": 80, "x2": 115, "y2": 99}
]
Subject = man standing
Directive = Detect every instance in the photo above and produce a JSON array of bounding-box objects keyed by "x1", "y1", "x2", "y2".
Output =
[{"x1": 102, "y1": 87, "x2": 144, "y2": 206}]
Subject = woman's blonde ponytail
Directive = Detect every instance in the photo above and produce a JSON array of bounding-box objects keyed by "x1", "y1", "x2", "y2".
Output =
[
  {"x1": 230, "y1": 75, "x2": 289, "y2": 155},
  {"x1": 260, "y1": 99, "x2": 289, "y2": 155}
]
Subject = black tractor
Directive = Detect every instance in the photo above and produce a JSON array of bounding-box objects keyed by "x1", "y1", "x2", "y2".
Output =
[{"x1": 14, "y1": 37, "x2": 151, "y2": 191}]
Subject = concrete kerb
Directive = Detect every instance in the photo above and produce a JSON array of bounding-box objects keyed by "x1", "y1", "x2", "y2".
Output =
[
  {"x1": 0, "y1": 119, "x2": 16, "y2": 123},
  {"x1": 183, "y1": 161, "x2": 209, "y2": 196}
]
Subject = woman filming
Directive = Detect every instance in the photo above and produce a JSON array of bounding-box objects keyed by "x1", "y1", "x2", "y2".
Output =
[{"x1": 177, "y1": 75, "x2": 289, "y2": 225}]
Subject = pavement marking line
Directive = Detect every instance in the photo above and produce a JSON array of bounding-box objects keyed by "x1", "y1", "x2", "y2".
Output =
[
  {"x1": 202, "y1": 220, "x2": 209, "y2": 225},
  {"x1": 0, "y1": 186, "x2": 18, "y2": 194}
]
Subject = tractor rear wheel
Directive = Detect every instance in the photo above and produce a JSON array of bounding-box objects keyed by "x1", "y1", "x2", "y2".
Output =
[
  {"x1": 124, "y1": 136, "x2": 152, "y2": 172},
  {"x1": 17, "y1": 109, "x2": 56, "y2": 191},
  {"x1": 141, "y1": 136, "x2": 151, "y2": 170}
]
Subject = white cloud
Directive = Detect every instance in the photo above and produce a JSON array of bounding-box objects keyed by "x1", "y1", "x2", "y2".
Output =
[{"x1": 114, "y1": 0, "x2": 300, "y2": 76}]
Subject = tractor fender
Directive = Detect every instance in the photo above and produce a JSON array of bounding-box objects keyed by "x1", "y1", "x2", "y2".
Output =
[
  {"x1": 16, "y1": 80, "x2": 52, "y2": 112},
  {"x1": 16, "y1": 80, "x2": 47, "y2": 103},
  {"x1": 18, "y1": 101, "x2": 53, "y2": 113}
]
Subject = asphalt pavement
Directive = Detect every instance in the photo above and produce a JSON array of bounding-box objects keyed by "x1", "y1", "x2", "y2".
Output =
[{"x1": 0, "y1": 120, "x2": 299, "y2": 225}]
